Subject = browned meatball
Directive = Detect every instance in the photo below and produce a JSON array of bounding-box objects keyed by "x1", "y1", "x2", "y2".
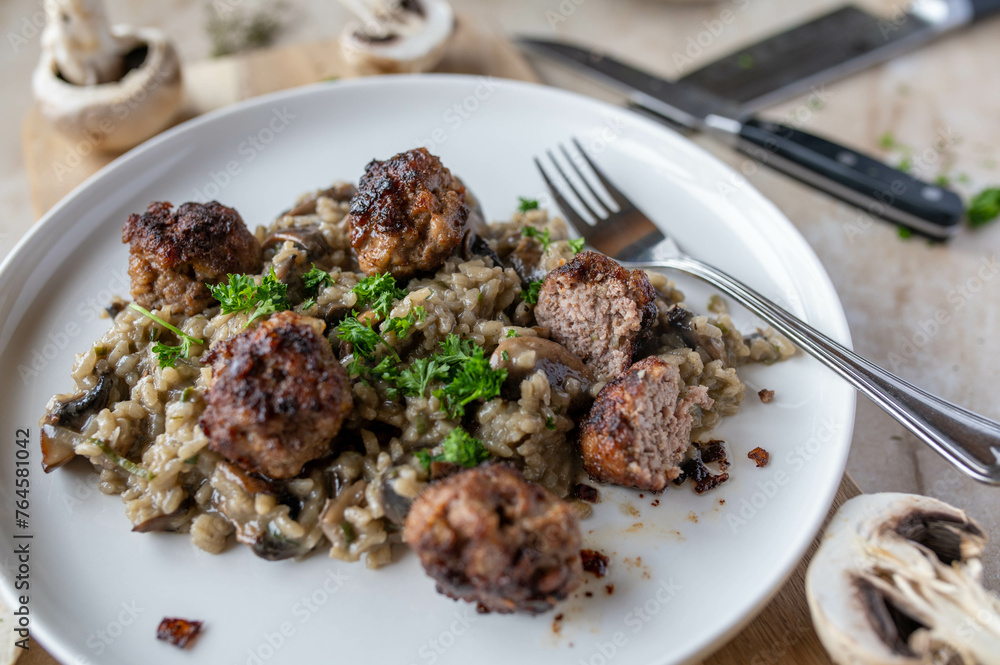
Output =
[
  {"x1": 198, "y1": 312, "x2": 352, "y2": 479},
  {"x1": 122, "y1": 201, "x2": 262, "y2": 316},
  {"x1": 579, "y1": 356, "x2": 712, "y2": 491},
  {"x1": 348, "y1": 148, "x2": 471, "y2": 278},
  {"x1": 534, "y1": 251, "x2": 657, "y2": 380},
  {"x1": 403, "y1": 465, "x2": 583, "y2": 614}
]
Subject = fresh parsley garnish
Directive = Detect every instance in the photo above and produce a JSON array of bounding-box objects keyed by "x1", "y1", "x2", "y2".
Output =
[
  {"x1": 384, "y1": 306, "x2": 425, "y2": 339},
  {"x1": 301, "y1": 297, "x2": 317, "y2": 310},
  {"x1": 521, "y1": 226, "x2": 552, "y2": 252},
  {"x1": 433, "y1": 347, "x2": 507, "y2": 419},
  {"x1": 128, "y1": 303, "x2": 204, "y2": 368},
  {"x1": 415, "y1": 427, "x2": 491, "y2": 469},
  {"x1": 337, "y1": 307, "x2": 424, "y2": 378},
  {"x1": 568, "y1": 237, "x2": 585, "y2": 254},
  {"x1": 521, "y1": 280, "x2": 543, "y2": 304},
  {"x1": 897, "y1": 226, "x2": 913, "y2": 239},
  {"x1": 545, "y1": 416, "x2": 557, "y2": 431},
  {"x1": 303, "y1": 264, "x2": 333, "y2": 295},
  {"x1": 505, "y1": 329, "x2": 520, "y2": 339},
  {"x1": 396, "y1": 357, "x2": 450, "y2": 398},
  {"x1": 338, "y1": 315, "x2": 400, "y2": 364},
  {"x1": 517, "y1": 197, "x2": 540, "y2": 212},
  {"x1": 208, "y1": 267, "x2": 290, "y2": 327},
  {"x1": 968, "y1": 187, "x2": 1000, "y2": 228},
  {"x1": 352, "y1": 273, "x2": 406, "y2": 319}
]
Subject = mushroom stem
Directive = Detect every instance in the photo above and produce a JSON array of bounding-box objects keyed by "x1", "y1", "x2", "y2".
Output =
[
  {"x1": 42, "y1": 0, "x2": 127, "y2": 85},
  {"x1": 338, "y1": 0, "x2": 424, "y2": 38}
]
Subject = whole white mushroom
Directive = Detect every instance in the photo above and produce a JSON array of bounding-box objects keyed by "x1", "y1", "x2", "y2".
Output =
[
  {"x1": 806, "y1": 493, "x2": 1000, "y2": 665},
  {"x1": 338, "y1": 0, "x2": 455, "y2": 75},
  {"x1": 32, "y1": 0, "x2": 183, "y2": 152}
]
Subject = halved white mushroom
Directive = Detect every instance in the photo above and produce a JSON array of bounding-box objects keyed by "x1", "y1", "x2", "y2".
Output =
[
  {"x1": 32, "y1": 0, "x2": 183, "y2": 152},
  {"x1": 806, "y1": 493, "x2": 1000, "y2": 665},
  {"x1": 338, "y1": 0, "x2": 455, "y2": 75}
]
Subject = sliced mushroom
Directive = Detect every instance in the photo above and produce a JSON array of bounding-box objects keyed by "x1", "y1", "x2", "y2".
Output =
[
  {"x1": 263, "y1": 227, "x2": 333, "y2": 260},
  {"x1": 32, "y1": 0, "x2": 183, "y2": 152},
  {"x1": 210, "y1": 463, "x2": 314, "y2": 561},
  {"x1": 806, "y1": 493, "x2": 1000, "y2": 665},
  {"x1": 338, "y1": 0, "x2": 456, "y2": 75},
  {"x1": 381, "y1": 475, "x2": 412, "y2": 526},
  {"x1": 319, "y1": 479, "x2": 367, "y2": 544},
  {"x1": 40, "y1": 370, "x2": 118, "y2": 472},
  {"x1": 132, "y1": 500, "x2": 195, "y2": 533},
  {"x1": 662, "y1": 306, "x2": 726, "y2": 362},
  {"x1": 490, "y1": 336, "x2": 593, "y2": 409}
]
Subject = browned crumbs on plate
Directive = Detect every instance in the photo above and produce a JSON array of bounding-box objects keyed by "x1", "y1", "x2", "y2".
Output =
[
  {"x1": 674, "y1": 441, "x2": 730, "y2": 494},
  {"x1": 605, "y1": 584, "x2": 615, "y2": 595},
  {"x1": 748, "y1": 446, "x2": 770, "y2": 468},
  {"x1": 572, "y1": 483, "x2": 600, "y2": 503},
  {"x1": 156, "y1": 618, "x2": 203, "y2": 649},
  {"x1": 552, "y1": 613, "x2": 565, "y2": 635},
  {"x1": 585, "y1": 591, "x2": 593, "y2": 598},
  {"x1": 651, "y1": 499, "x2": 660, "y2": 507},
  {"x1": 580, "y1": 549, "x2": 609, "y2": 577},
  {"x1": 758, "y1": 389, "x2": 775, "y2": 403}
]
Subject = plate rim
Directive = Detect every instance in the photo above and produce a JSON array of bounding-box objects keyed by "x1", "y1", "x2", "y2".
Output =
[{"x1": 0, "y1": 73, "x2": 856, "y2": 665}]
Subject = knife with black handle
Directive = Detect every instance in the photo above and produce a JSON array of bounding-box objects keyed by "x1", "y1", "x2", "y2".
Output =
[
  {"x1": 520, "y1": 38, "x2": 966, "y2": 239},
  {"x1": 723, "y1": 117, "x2": 965, "y2": 236}
]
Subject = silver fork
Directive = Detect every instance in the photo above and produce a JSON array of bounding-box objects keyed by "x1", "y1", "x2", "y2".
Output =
[{"x1": 535, "y1": 138, "x2": 1000, "y2": 485}]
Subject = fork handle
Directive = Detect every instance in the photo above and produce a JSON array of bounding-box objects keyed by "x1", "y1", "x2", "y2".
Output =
[{"x1": 635, "y1": 255, "x2": 1000, "y2": 484}]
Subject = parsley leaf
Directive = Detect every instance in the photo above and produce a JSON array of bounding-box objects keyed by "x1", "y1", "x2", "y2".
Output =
[
  {"x1": 415, "y1": 428, "x2": 491, "y2": 469},
  {"x1": 397, "y1": 357, "x2": 450, "y2": 397},
  {"x1": 337, "y1": 315, "x2": 400, "y2": 364},
  {"x1": 568, "y1": 237, "x2": 585, "y2": 254},
  {"x1": 208, "y1": 268, "x2": 290, "y2": 327},
  {"x1": 521, "y1": 226, "x2": 552, "y2": 252},
  {"x1": 128, "y1": 303, "x2": 204, "y2": 367},
  {"x1": 433, "y1": 353, "x2": 506, "y2": 419},
  {"x1": 968, "y1": 187, "x2": 1000, "y2": 228},
  {"x1": 521, "y1": 280, "x2": 543, "y2": 304},
  {"x1": 383, "y1": 306, "x2": 425, "y2": 339},
  {"x1": 517, "y1": 197, "x2": 540, "y2": 212},
  {"x1": 301, "y1": 297, "x2": 317, "y2": 310},
  {"x1": 352, "y1": 273, "x2": 406, "y2": 319},
  {"x1": 505, "y1": 329, "x2": 520, "y2": 339},
  {"x1": 303, "y1": 264, "x2": 333, "y2": 295}
]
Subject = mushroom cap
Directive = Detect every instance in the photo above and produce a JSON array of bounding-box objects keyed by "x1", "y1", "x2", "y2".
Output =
[
  {"x1": 806, "y1": 493, "x2": 999, "y2": 665},
  {"x1": 32, "y1": 24, "x2": 183, "y2": 153},
  {"x1": 340, "y1": 0, "x2": 455, "y2": 75}
]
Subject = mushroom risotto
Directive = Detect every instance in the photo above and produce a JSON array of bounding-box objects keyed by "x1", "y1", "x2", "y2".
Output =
[{"x1": 39, "y1": 147, "x2": 793, "y2": 613}]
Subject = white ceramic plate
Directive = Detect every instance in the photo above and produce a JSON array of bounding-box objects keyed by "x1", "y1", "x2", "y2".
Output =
[{"x1": 0, "y1": 76, "x2": 855, "y2": 665}]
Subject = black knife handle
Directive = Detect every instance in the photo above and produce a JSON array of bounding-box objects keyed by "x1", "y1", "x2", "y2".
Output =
[
  {"x1": 970, "y1": 0, "x2": 1000, "y2": 19},
  {"x1": 735, "y1": 119, "x2": 964, "y2": 239}
]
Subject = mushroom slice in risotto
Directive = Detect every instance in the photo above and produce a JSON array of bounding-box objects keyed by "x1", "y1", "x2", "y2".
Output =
[
  {"x1": 534, "y1": 250, "x2": 657, "y2": 381},
  {"x1": 122, "y1": 200, "x2": 263, "y2": 316},
  {"x1": 198, "y1": 311, "x2": 353, "y2": 480},
  {"x1": 348, "y1": 147, "x2": 471, "y2": 278},
  {"x1": 579, "y1": 356, "x2": 712, "y2": 491},
  {"x1": 404, "y1": 464, "x2": 583, "y2": 614}
]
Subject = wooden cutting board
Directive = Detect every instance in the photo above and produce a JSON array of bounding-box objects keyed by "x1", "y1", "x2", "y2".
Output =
[{"x1": 19, "y1": 18, "x2": 859, "y2": 665}]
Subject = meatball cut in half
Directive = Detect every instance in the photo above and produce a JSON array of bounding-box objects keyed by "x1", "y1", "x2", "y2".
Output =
[
  {"x1": 404, "y1": 465, "x2": 583, "y2": 614},
  {"x1": 348, "y1": 147, "x2": 471, "y2": 278},
  {"x1": 122, "y1": 201, "x2": 262, "y2": 316},
  {"x1": 580, "y1": 356, "x2": 713, "y2": 491},
  {"x1": 198, "y1": 312, "x2": 353, "y2": 480},
  {"x1": 534, "y1": 251, "x2": 658, "y2": 380}
]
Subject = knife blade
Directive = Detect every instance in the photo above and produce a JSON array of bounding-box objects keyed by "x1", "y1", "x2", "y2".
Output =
[
  {"x1": 680, "y1": 1, "x2": 1000, "y2": 114},
  {"x1": 520, "y1": 38, "x2": 965, "y2": 239}
]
